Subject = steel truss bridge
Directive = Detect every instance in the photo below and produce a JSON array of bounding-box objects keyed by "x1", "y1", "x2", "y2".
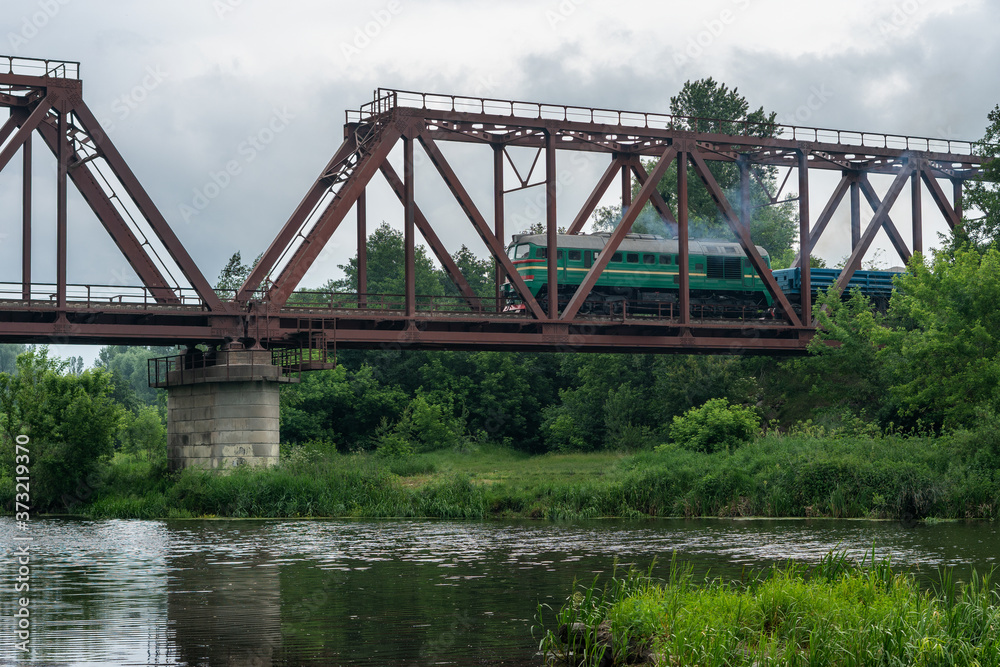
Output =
[{"x1": 0, "y1": 56, "x2": 983, "y2": 359}]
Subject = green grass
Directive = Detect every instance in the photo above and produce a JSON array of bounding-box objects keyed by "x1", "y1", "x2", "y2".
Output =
[
  {"x1": 13, "y1": 431, "x2": 999, "y2": 521},
  {"x1": 536, "y1": 553, "x2": 1000, "y2": 666},
  {"x1": 411, "y1": 444, "x2": 623, "y2": 484}
]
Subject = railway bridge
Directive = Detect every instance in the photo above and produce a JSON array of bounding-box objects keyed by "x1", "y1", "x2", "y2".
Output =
[{"x1": 0, "y1": 56, "x2": 983, "y2": 468}]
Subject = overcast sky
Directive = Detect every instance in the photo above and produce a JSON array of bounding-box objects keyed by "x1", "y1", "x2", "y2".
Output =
[{"x1": 1, "y1": 0, "x2": 996, "y2": 363}]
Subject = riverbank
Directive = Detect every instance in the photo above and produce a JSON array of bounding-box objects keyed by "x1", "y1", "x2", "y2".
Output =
[
  {"x1": 536, "y1": 554, "x2": 1000, "y2": 666},
  {"x1": 20, "y1": 430, "x2": 997, "y2": 521}
]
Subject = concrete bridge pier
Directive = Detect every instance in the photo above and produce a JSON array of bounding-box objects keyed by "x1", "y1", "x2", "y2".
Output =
[{"x1": 163, "y1": 347, "x2": 293, "y2": 471}]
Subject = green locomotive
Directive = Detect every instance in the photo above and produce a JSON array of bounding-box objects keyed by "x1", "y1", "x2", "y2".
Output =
[{"x1": 502, "y1": 232, "x2": 773, "y2": 315}]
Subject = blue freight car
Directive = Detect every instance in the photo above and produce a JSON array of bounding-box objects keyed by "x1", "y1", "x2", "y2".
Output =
[{"x1": 773, "y1": 267, "x2": 903, "y2": 311}]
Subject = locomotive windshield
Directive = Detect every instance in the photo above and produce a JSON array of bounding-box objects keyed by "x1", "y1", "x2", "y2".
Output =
[{"x1": 508, "y1": 244, "x2": 530, "y2": 259}]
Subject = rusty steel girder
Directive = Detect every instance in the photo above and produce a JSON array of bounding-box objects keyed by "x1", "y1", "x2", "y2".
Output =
[
  {"x1": 234, "y1": 88, "x2": 979, "y2": 353},
  {"x1": 0, "y1": 56, "x2": 224, "y2": 315}
]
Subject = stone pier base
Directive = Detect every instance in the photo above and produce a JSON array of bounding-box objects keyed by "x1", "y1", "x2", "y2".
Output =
[{"x1": 165, "y1": 349, "x2": 290, "y2": 471}]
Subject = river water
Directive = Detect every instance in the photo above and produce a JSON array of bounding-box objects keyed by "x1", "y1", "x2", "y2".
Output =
[{"x1": 1, "y1": 517, "x2": 998, "y2": 666}]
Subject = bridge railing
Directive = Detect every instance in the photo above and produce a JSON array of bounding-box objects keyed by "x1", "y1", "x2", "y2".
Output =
[
  {"x1": 149, "y1": 349, "x2": 279, "y2": 388},
  {"x1": 0, "y1": 282, "x2": 208, "y2": 308},
  {"x1": 349, "y1": 87, "x2": 976, "y2": 157},
  {"x1": 282, "y1": 291, "x2": 522, "y2": 316},
  {"x1": 0, "y1": 55, "x2": 80, "y2": 79},
  {"x1": 279, "y1": 290, "x2": 779, "y2": 323}
]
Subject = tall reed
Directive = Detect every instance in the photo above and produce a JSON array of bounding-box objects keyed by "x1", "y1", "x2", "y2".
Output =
[{"x1": 536, "y1": 552, "x2": 1000, "y2": 666}]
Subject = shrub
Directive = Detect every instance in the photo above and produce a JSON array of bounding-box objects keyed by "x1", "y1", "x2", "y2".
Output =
[
  {"x1": 542, "y1": 410, "x2": 590, "y2": 452},
  {"x1": 670, "y1": 398, "x2": 759, "y2": 454},
  {"x1": 399, "y1": 395, "x2": 463, "y2": 452},
  {"x1": 948, "y1": 408, "x2": 1000, "y2": 471},
  {"x1": 375, "y1": 431, "x2": 415, "y2": 459},
  {"x1": 0, "y1": 349, "x2": 124, "y2": 512}
]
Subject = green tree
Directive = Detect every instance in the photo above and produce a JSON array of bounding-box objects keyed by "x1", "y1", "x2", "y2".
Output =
[
  {"x1": 328, "y1": 222, "x2": 445, "y2": 302},
  {"x1": 877, "y1": 248, "x2": 1000, "y2": 429},
  {"x1": 664, "y1": 78, "x2": 781, "y2": 228},
  {"x1": 772, "y1": 288, "x2": 894, "y2": 428},
  {"x1": 398, "y1": 393, "x2": 464, "y2": 452},
  {"x1": 215, "y1": 251, "x2": 263, "y2": 298},
  {"x1": 542, "y1": 354, "x2": 656, "y2": 451},
  {"x1": 0, "y1": 344, "x2": 27, "y2": 375},
  {"x1": 441, "y1": 245, "x2": 494, "y2": 299},
  {"x1": 280, "y1": 364, "x2": 409, "y2": 450},
  {"x1": 603, "y1": 382, "x2": 654, "y2": 449},
  {"x1": 415, "y1": 351, "x2": 556, "y2": 451},
  {"x1": 799, "y1": 247, "x2": 1000, "y2": 432},
  {"x1": 120, "y1": 405, "x2": 167, "y2": 462},
  {"x1": 96, "y1": 345, "x2": 175, "y2": 407},
  {"x1": 0, "y1": 348, "x2": 124, "y2": 511},
  {"x1": 651, "y1": 355, "x2": 759, "y2": 426},
  {"x1": 594, "y1": 78, "x2": 797, "y2": 258},
  {"x1": 538, "y1": 352, "x2": 760, "y2": 451},
  {"x1": 959, "y1": 104, "x2": 1000, "y2": 250}
]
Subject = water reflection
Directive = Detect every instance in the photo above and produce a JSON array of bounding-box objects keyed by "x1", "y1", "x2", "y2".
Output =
[
  {"x1": 167, "y1": 522, "x2": 282, "y2": 666},
  {"x1": 0, "y1": 520, "x2": 174, "y2": 664},
  {"x1": 0, "y1": 517, "x2": 997, "y2": 665}
]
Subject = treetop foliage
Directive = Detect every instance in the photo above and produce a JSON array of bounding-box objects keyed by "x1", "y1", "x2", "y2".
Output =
[
  {"x1": 593, "y1": 77, "x2": 797, "y2": 260},
  {"x1": 215, "y1": 251, "x2": 263, "y2": 297},
  {"x1": 879, "y1": 248, "x2": 1000, "y2": 428},
  {"x1": 323, "y1": 222, "x2": 494, "y2": 301},
  {"x1": 669, "y1": 77, "x2": 777, "y2": 138},
  {"x1": 802, "y1": 244, "x2": 1000, "y2": 432},
  {"x1": 960, "y1": 104, "x2": 1000, "y2": 250}
]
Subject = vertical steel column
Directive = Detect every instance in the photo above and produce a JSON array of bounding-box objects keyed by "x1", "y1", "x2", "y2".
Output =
[
  {"x1": 850, "y1": 174, "x2": 861, "y2": 250},
  {"x1": 56, "y1": 111, "x2": 68, "y2": 310},
  {"x1": 739, "y1": 156, "x2": 750, "y2": 234},
  {"x1": 798, "y1": 151, "x2": 810, "y2": 325},
  {"x1": 493, "y1": 143, "x2": 504, "y2": 312},
  {"x1": 953, "y1": 179, "x2": 963, "y2": 221},
  {"x1": 357, "y1": 188, "x2": 367, "y2": 307},
  {"x1": 677, "y1": 150, "x2": 690, "y2": 325},
  {"x1": 545, "y1": 131, "x2": 558, "y2": 318},
  {"x1": 911, "y1": 168, "x2": 922, "y2": 256},
  {"x1": 21, "y1": 134, "x2": 31, "y2": 302},
  {"x1": 403, "y1": 135, "x2": 415, "y2": 318},
  {"x1": 621, "y1": 160, "x2": 632, "y2": 210}
]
